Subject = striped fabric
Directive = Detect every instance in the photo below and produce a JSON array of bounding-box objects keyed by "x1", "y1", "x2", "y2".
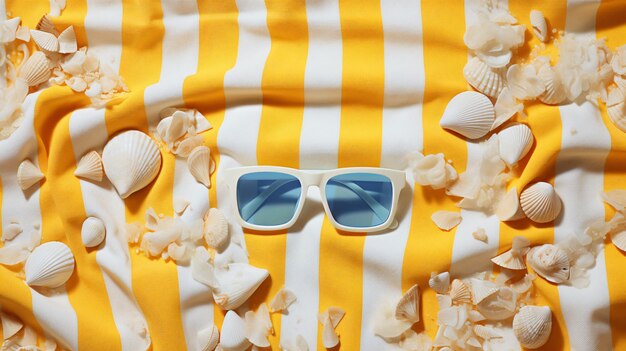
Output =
[{"x1": 0, "y1": 0, "x2": 625, "y2": 350}]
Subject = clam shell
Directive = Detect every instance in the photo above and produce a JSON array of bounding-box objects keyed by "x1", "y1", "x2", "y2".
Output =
[
  {"x1": 463, "y1": 56, "x2": 506, "y2": 99},
  {"x1": 25, "y1": 241, "x2": 75, "y2": 288},
  {"x1": 527, "y1": 244, "x2": 570, "y2": 284},
  {"x1": 188, "y1": 146, "x2": 212, "y2": 187},
  {"x1": 530, "y1": 10, "x2": 548, "y2": 42},
  {"x1": 213, "y1": 263, "x2": 269, "y2": 310},
  {"x1": 538, "y1": 65, "x2": 567, "y2": 105},
  {"x1": 496, "y1": 187, "x2": 526, "y2": 221},
  {"x1": 81, "y1": 217, "x2": 106, "y2": 248},
  {"x1": 513, "y1": 305, "x2": 552, "y2": 349},
  {"x1": 36, "y1": 15, "x2": 58, "y2": 35},
  {"x1": 17, "y1": 160, "x2": 45, "y2": 190},
  {"x1": 74, "y1": 150, "x2": 103, "y2": 182},
  {"x1": 57, "y1": 26, "x2": 77, "y2": 54},
  {"x1": 395, "y1": 284, "x2": 420, "y2": 323},
  {"x1": 30, "y1": 29, "x2": 59, "y2": 52},
  {"x1": 520, "y1": 182, "x2": 562, "y2": 223},
  {"x1": 220, "y1": 310, "x2": 250, "y2": 351},
  {"x1": 607, "y1": 87, "x2": 626, "y2": 133},
  {"x1": 269, "y1": 287, "x2": 297, "y2": 313},
  {"x1": 197, "y1": 324, "x2": 219, "y2": 351},
  {"x1": 440, "y1": 91, "x2": 495, "y2": 140},
  {"x1": 203, "y1": 208, "x2": 228, "y2": 250},
  {"x1": 429, "y1": 272, "x2": 450, "y2": 294},
  {"x1": 17, "y1": 51, "x2": 51, "y2": 87},
  {"x1": 470, "y1": 279, "x2": 499, "y2": 305},
  {"x1": 102, "y1": 130, "x2": 162, "y2": 199},
  {"x1": 498, "y1": 124, "x2": 534, "y2": 167},
  {"x1": 449, "y1": 279, "x2": 471, "y2": 305}
]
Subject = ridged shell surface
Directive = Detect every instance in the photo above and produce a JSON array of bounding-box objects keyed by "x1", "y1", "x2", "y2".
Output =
[
  {"x1": 440, "y1": 91, "x2": 495, "y2": 139},
  {"x1": 25, "y1": 241, "x2": 75, "y2": 288},
  {"x1": 213, "y1": 263, "x2": 269, "y2": 311},
  {"x1": 513, "y1": 305, "x2": 552, "y2": 349},
  {"x1": 520, "y1": 182, "x2": 562, "y2": 223},
  {"x1": 197, "y1": 324, "x2": 219, "y2": 351},
  {"x1": 17, "y1": 160, "x2": 45, "y2": 190},
  {"x1": 607, "y1": 88, "x2": 626, "y2": 132},
  {"x1": 498, "y1": 124, "x2": 534, "y2": 167},
  {"x1": 81, "y1": 217, "x2": 106, "y2": 248},
  {"x1": 527, "y1": 244, "x2": 570, "y2": 284},
  {"x1": 30, "y1": 29, "x2": 59, "y2": 52},
  {"x1": 188, "y1": 146, "x2": 212, "y2": 187},
  {"x1": 538, "y1": 65, "x2": 566, "y2": 105},
  {"x1": 463, "y1": 56, "x2": 506, "y2": 98},
  {"x1": 530, "y1": 10, "x2": 548, "y2": 42},
  {"x1": 220, "y1": 311, "x2": 250, "y2": 351},
  {"x1": 58, "y1": 26, "x2": 77, "y2": 54},
  {"x1": 74, "y1": 150, "x2": 103, "y2": 182},
  {"x1": 17, "y1": 51, "x2": 50, "y2": 87}
]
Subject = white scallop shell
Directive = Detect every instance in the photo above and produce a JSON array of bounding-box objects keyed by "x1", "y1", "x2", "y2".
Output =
[
  {"x1": 530, "y1": 10, "x2": 548, "y2": 42},
  {"x1": 513, "y1": 305, "x2": 552, "y2": 349},
  {"x1": 30, "y1": 29, "x2": 59, "y2": 52},
  {"x1": 74, "y1": 150, "x2": 103, "y2": 182},
  {"x1": 607, "y1": 87, "x2": 626, "y2": 132},
  {"x1": 527, "y1": 244, "x2": 570, "y2": 284},
  {"x1": 498, "y1": 124, "x2": 534, "y2": 167},
  {"x1": 188, "y1": 146, "x2": 212, "y2": 187},
  {"x1": 395, "y1": 284, "x2": 419, "y2": 323},
  {"x1": 470, "y1": 279, "x2": 499, "y2": 305},
  {"x1": 203, "y1": 208, "x2": 228, "y2": 250},
  {"x1": 57, "y1": 26, "x2": 77, "y2": 54},
  {"x1": 102, "y1": 130, "x2": 162, "y2": 199},
  {"x1": 17, "y1": 160, "x2": 45, "y2": 191},
  {"x1": 538, "y1": 65, "x2": 567, "y2": 105},
  {"x1": 213, "y1": 263, "x2": 269, "y2": 310},
  {"x1": 463, "y1": 56, "x2": 506, "y2": 99},
  {"x1": 81, "y1": 217, "x2": 106, "y2": 248},
  {"x1": 496, "y1": 187, "x2": 526, "y2": 221},
  {"x1": 219, "y1": 310, "x2": 250, "y2": 351},
  {"x1": 429, "y1": 271, "x2": 450, "y2": 294},
  {"x1": 520, "y1": 182, "x2": 562, "y2": 223},
  {"x1": 197, "y1": 324, "x2": 219, "y2": 351},
  {"x1": 17, "y1": 51, "x2": 50, "y2": 87},
  {"x1": 36, "y1": 15, "x2": 58, "y2": 35},
  {"x1": 440, "y1": 91, "x2": 494, "y2": 140},
  {"x1": 25, "y1": 241, "x2": 75, "y2": 288},
  {"x1": 449, "y1": 279, "x2": 471, "y2": 305},
  {"x1": 269, "y1": 287, "x2": 297, "y2": 313}
]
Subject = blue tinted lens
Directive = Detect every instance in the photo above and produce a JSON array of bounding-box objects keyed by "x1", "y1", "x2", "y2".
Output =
[
  {"x1": 237, "y1": 172, "x2": 302, "y2": 227},
  {"x1": 325, "y1": 173, "x2": 393, "y2": 228}
]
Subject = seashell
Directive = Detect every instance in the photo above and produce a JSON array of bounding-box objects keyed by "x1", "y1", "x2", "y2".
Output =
[
  {"x1": 17, "y1": 51, "x2": 50, "y2": 87},
  {"x1": 496, "y1": 187, "x2": 526, "y2": 221},
  {"x1": 188, "y1": 146, "x2": 212, "y2": 187},
  {"x1": 498, "y1": 124, "x2": 533, "y2": 167},
  {"x1": 527, "y1": 244, "x2": 570, "y2": 284},
  {"x1": 473, "y1": 324, "x2": 502, "y2": 340},
  {"x1": 513, "y1": 305, "x2": 552, "y2": 349},
  {"x1": 491, "y1": 236, "x2": 530, "y2": 270},
  {"x1": 1, "y1": 311, "x2": 23, "y2": 339},
  {"x1": 3, "y1": 223, "x2": 23, "y2": 242},
  {"x1": 477, "y1": 287, "x2": 517, "y2": 320},
  {"x1": 203, "y1": 208, "x2": 228, "y2": 250},
  {"x1": 25, "y1": 241, "x2": 75, "y2": 288},
  {"x1": 74, "y1": 150, "x2": 103, "y2": 182},
  {"x1": 468, "y1": 310, "x2": 486, "y2": 323},
  {"x1": 440, "y1": 91, "x2": 495, "y2": 140},
  {"x1": 244, "y1": 303, "x2": 272, "y2": 347},
  {"x1": 269, "y1": 287, "x2": 297, "y2": 313},
  {"x1": 30, "y1": 29, "x2": 59, "y2": 52},
  {"x1": 429, "y1": 272, "x2": 450, "y2": 294},
  {"x1": 220, "y1": 310, "x2": 250, "y2": 351},
  {"x1": 176, "y1": 135, "x2": 204, "y2": 157},
  {"x1": 197, "y1": 324, "x2": 219, "y2": 351},
  {"x1": 472, "y1": 228, "x2": 487, "y2": 243},
  {"x1": 320, "y1": 306, "x2": 345, "y2": 328},
  {"x1": 520, "y1": 182, "x2": 562, "y2": 223},
  {"x1": 372, "y1": 301, "x2": 413, "y2": 342},
  {"x1": 395, "y1": 284, "x2": 420, "y2": 323},
  {"x1": 469, "y1": 280, "x2": 498, "y2": 307},
  {"x1": 538, "y1": 65, "x2": 567, "y2": 105},
  {"x1": 602, "y1": 189, "x2": 626, "y2": 211},
  {"x1": 530, "y1": 10, "x2": 548, "y2": 42},
  {"x1": 607, "y1": 87, "x2": 626, "y2": 132},
  {"x1": 463, "y1": 56, "x2": 506, "y2": 99},
  {"x1": 57, "y1": 26, "x2": 77, "y2": 54},
  {"x1": 173, "y1": 198, "x2": 190, "y2": 215},
  {"x1": 102, "y1": 130, "x2": 162, "y2": 199},
  {"x1": 191, "y1": 247, "x2": 219, "y2": 289},
  {"x1": 145, "y1": 207, "x2": 159, "y2": 231},
  {"x1": 17, "y1": 160, "x2": 45, "y2": 190},
  {"x1": 81, "y1": 217, "x2": 106, "y2": 248},
  {"x1": 318, "y1": 307, "x2": 345, "y2": 349},
  {"x1": 449, "y1": 279, "x2": 471, "y2": 305},
  {"x1": 431, "y1": 210, "x2": 462, "y2": 231},
  {"x1": 36, "y1": 15, "x2": 58, "y2": 35},
  {"x1": 213, "y1": 263, "x2": 269, "y2": 310}
]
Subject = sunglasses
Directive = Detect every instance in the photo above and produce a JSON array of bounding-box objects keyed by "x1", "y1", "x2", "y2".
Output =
[{"x1": 223, "y1": 166, "x2": 406, "y2": 232}]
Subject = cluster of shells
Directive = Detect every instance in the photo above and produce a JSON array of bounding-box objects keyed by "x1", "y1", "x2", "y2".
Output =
[{"x1": 1, "y1": 310, "x2": 58, "y2": 351}]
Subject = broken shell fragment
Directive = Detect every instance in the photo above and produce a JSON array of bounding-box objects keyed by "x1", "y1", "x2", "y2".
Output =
[
  {"x1": 36, "y1": 15, "x2": 57, "y2": 35},
  {"x1": 25, "y1": 241, "x2": 75, "y2": 288},
  {"x1": 607, "y1": 87, "x2": 626, "y2": 132},
  {"x1": 491, "y1": 236, "x2": 530, "y2": 270},
  {"x1": 220, "y1": 310, "x2": 250, "y2": 351},
  {"x1": 74, "y1": 150, "x2": 103, "y2": 182},
  {"x1": 429, "y1": 272, "x2": 450, "y2": 294},
  {"x1": 527, "y1": 244, "x2": 570, "y2": 284},
  {"x1": 472, "y1": 228, "x2": 488, "y2": 243},
  {"x1": 431, "y1": 211, "x2": 462, "y2": 231},
  {"x1": 244, "y1": 303, "x2": 273, "y2": 348},
  {"x1": 477, "y1": 287, "x2": 517, "y2": 320},
  {"x1": 57, "y1": 26, "x2": 77, "y2": 53},
  {"x1": 30, "y1": 29, "x2": 59, "y2": 52},
  {"x1": 213, "y1": 263, "x2": 269, "y2": 310},
  {"x1": 395, "y1": 284, "x2": 420, "y2": 324},
  {"x1": 449, "y1": 279, "x2": 471, "y2": 305},
  {"x1": 269, "y1": 287, "x2": 297, "y2": 313},
  {"x1": 440, "y1": 91, "x2": 495, "y2": 140},
  {"x1": 197, "y1": 324, "x2": 219, "y2": 351},
  {"x1": 17, "y1": 160, "x2": 45, "y2": 190},
  {"x1": 530, "y1": 10, "x2": 548, "y2": 42},
  {"x1": 469, "y1": 278, "x2": 499, "y2": 305},
  {"x1": 188, "y1": 146, "x2": 213, "y2": 187},
  {"x1": 520, "y1": 182, "x2": 562, "y2": 223},
  {"x1": 203, "y1": 208, "x2": 229, "y2": 250},
  {"x1": 498, "y1": 124, "x2": 533, "y2": 167},
  {"x1": 496, "y1": 187, "x2": 526, "y2": 221},
  {"x1": 17, "y1": 51, "x2": 50, "y2": 87},
  {"x1": 538, "y1": 64, "x2": 567, "y2": 105},
  {"x1": 81, "y1": 217, "x2": 106, "y2": 248},
  {"x1": 1, "y1": 311, "x2": 23, "y2": 339},
  {"x1": 513, "y1": 305, "x2": 552, "y2": 349},
  {"x1": 318, "y1": 307, "x2": 345, "y2": 349},
  {"x1": 463, "y1": 56, "x2": 506, "y2": 99}
]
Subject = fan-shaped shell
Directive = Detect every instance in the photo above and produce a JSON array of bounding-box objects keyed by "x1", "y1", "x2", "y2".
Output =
[
  {"x1": 463, "y1": 56, "x2": 506, "y2": 99},
  {"x1": 395, "y1": 284, "x2": 420, "y2": 323},
  {"x1": 1, "y1": 311, "x2": 23, "y2": 339},
  {"x1": 440, "y1": 91, "x2": 495, "y2": 140},
  {"x1": 449, "y1": 279, "x2": 471, "y2": 305},
  {"x1": 530, "y1": 10, "x2": 548, "y2": 42},
  {"x1": 611, "y1": 229, "x2": 626, "y2": 252},
  {"x1": 527, "y1": 244, "x2": 570, "y2": 284},
  {"x1": 213, "y1": 263, "x2": 269, "y2": 310},
  {"x1": 538, "y1": 65, "x2": 567, "y2": 105},
  {"x1": 30, "y1": 29, "x2": 58, "y2": 52},
  {"x1": 188, "y1": 146, "x2": 212, "y2": 187},
  {"x1": 513, "y1": 305, "x2": 552, "y2": 349},
  {"x1": 220, "y1": 310, "x2": 250, "y2": 351},
  {"x1": 470, "y1": 279, "x2": 499, "y2": 305},
  {"x1": 607, "y1": 87, "x2": 626, "y2": 132},
  {"x1": 75, "y1": 150, "x2": 103, "y2": 182},
  {"x1": 17, "y1": 160, "x2": 45, "y2": 190},
  {"x1": 36, "y1": 15, "x2": 58, "y2": 35},
  {"x1": 203, "y1": 208, "x2": 228, "y2": 250},
  {"x1": 197, "y1": 324, "x2": 219, "y2": 351},
  {"x1": 429, "y1": 271, "x2": 450, "y2": 294},
  {"x1": 81, "y1": 217, "x2": 106, "y2": 248},
  {"x1": 25, "y1": 241, "x2": 75, "y2": 288},
  {"x1": 520, "y1": 182, "x2": 562, "y2": 223},
  {"x1": 17, "y1": 51, "x2": 50, "y2": 87},
  {"x1": 58, "y1": 26, "x2": 77, "y2": 54},
  {"x1": 477, "y1": 287, "x2": 517, "y2": 320},
  {"x1": 102, "y1": 130, "x2": 162, "y2": 199},
  {"x1": 498, "y1": 124, "x2": 534, "y2": 167}
]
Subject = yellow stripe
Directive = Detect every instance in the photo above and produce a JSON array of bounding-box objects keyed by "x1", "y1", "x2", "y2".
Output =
[
  {"x1": 5, "y1": 0, "x2": 48, "y2": 27},
  {"x1": 54, "y1": 0, "x2": 89, "y2": 47},
  {"x1": 249, "y1": 0, "x2": 308, "y2": 347},
  {"x1": 401, "y1": 0, "x2": 467, "y2": 339},
  {"x1": 317, "y1": 0, "x2": 384, "y2": 348}
]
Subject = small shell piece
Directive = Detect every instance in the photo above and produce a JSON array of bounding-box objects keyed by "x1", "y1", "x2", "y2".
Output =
[
  {"x1": 203, "y1": 208, "x2": 229, "y2": 250},
  {"x1": 513, "y1": 305, "x2": 552, "y2": 349},
  {"x1": 395, "y1": 284, "x2": 420, "y2": 324},
  {"x1": 17, "y1": 51, "x2": 51, "y2": 87},
  {"x1": 602, "y1": 189, "x2": 626, "y2": 211},
  {"x1": 30, "y1": 29, "x2": 59, "y2": 52},
  {"x1": 269, "y1": 287, "x2": 297, "y2": 313},
  {"x1": 607, "y1": 87, "x2": 626, "y2": 132},
  {"x1": 102, "y1": 130, "x2": 162, "y2": 199},
  {"x1": 1, "y1": 311, "x2": 24, "y2": 339},
  {"x1": 538, "y1": 64, "x2": 567, "y2": 105},
  {"x1": 428, "y1": 272, "x2": 450, "y2": 294},
  {"x1": 188, "y1": 146, "x2": 213, "y2": 187},
  {"x1": 520, "y1": 182, "x2": 562, "y2": 223},
  {"x1": 530, "y1": 10, "x2": 548, "y2": 42},
  {"x1": 496, "y1": 187, "x2": 526, "y2": 221},
  {"x1": 197, "y1": 324, "x2": 219, "y2": 351},
  {"x1": 431, "y1": 211, "x2": 462, "y2": 231},
  {"x1": 464, "y1": 56, "x2": 506, "y2": 99},
  {"x1": 470, "y1": 278, "x2": 499, "y2": 305},
  {"x1": 213, "y1": 263, "x2": 269, "y2": 311},
  {"x1": 491, "y1": 236, "x2": 530, "y2": 270},
  {"x1": 449, "y1": 279, "x2": 471, "y2": 305},
  {"x1": 17, "y1": 160, "x2": 45, "y2": 190},
  {"x1": 36, "y1": 15, "x2": 58, "y2": 34},
  {"x1": 498, "y1": 124, "x2": 534, "y2": 167},
  {"x1": 191, "y1": 247, "x2": 219, "y2": 289},
  {"x1": 527, "y1": 244, "x2": 570, "y2": 284},
  {"x1": 318, "y1": 307, "x2": 345, "y2": 349},
  {"x1": 81, "y1": 217, "x2": 106, "y2": 248},
  {"x1": 74, "y1": 150, "x2": 103, "y2": 182},
  {"x1": 220, "y1": 310, "x2": 250, "y2": 351},
  {"x1": 25, "y1": 241, "x2": 75, "y2": 288},
  {"x1": 440, "y1": 91, "x2": 495, "y2": 140},
  {"x1": 57, "y1": 26, "x2": 77, "y2": 53},
  {"x1": 244, "y1": 303, "x2": 273, "y2": 348},
  {"x1": 472, "y1": 228, "x2": 488, "y2": 243},
  {"x1": 2, "y1": 223, "x2": 23, "y2": 242}
]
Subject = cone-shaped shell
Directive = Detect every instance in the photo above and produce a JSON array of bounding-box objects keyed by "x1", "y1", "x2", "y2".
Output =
[
  {"x1": 449, "y1": 279, "x2": 471, "y2": 305},
  {"x1": 429, "y1": 271, "x2": 450, "y2": 294},
  {"x1": 188, "y1": 146, "x2": 212, "y2": 187},
  {"x1": 17, "y1": 51, "x2": 50, "y2": 87},
  {"x1": 203, "y1": 208, "x2": 228, "y2": 250},
  {"x1": 463, "y1": 56, "x2": 506, "y2": 99},
  {"x1": 513, "y1": 305, "x2": 552, "y2": 349},
  {"x1": 213, "y1": 263, "x2": 269, "y2": 310},
  {"x1": 440, "y1": 91, "x2": 495, "y2": 140},
  {"x1": 520, "y1": 182, "x2": 562, "y2": 223},
  {"x1": 395, "y1": 284, "x2": 420, "y2": 323},
  {"x1": 220, "y1": 311, "x2": 250, "y2": 351},
  {"x1": 498, "y1": 124, "x2": 534, "y2": 167},
  {"x1": 58, "y1": 26, "x2": 77, "y2": 54},
  {"x1": 74, "y1": 150, "x2": 103, "y2": 182},
  {"x1": 30, "y1": 29, "x2": 58, "y2": 52},
  {"x1": 530, "y1": 10, "x2": 548, "y2": 42},
  {"x1": 197, "y1": 324, "x2": 219, "y2": 351},
  {"x1": 102, "y1": 130, "x2": 162, "y2": 199},
  {"x1": 25, "y1": 241, "x2": 75, "y2": 288},
  {"x1": 17, "y1": 160, "x2": 45, "y2": 190},
  {"x1": 496, "y1": 187, "x2": 526, "y2": 221},
  {"x1": 607, "y1": 87, "x2": 626, "y2": 133},
  {"x1": 527, "y1": 244, "x2": 570, "y2": 284},
  {"x1": 81, "y1": 217, "x2": 106, "y2": 248}
]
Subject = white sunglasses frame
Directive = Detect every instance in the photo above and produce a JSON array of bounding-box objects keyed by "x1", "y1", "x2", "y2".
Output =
[{"x1": 222, "y1": 166, "x2": 406, "y2": 233}]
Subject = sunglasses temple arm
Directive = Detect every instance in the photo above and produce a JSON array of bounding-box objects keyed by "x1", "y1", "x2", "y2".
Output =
[
  {"x1": 239, "y1": 179, "x2": 296, "y2": 221},
  {"x1": 332, "y1": 180, "x2": 390, "y2": 222}
]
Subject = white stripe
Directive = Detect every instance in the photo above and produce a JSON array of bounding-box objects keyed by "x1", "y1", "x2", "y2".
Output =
[
  {"x1": 359, "y1": 0, "x2": 424, "y2": 349},
  {"x1": 0, "y1": 93, "x2": 78, "y2": 350},
  {"x1": 555, "y1": 2, "x2": 612, "y2": 350},
  {"x1": 84, "y1": 0, "x2": 123, "y2": 71}
]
